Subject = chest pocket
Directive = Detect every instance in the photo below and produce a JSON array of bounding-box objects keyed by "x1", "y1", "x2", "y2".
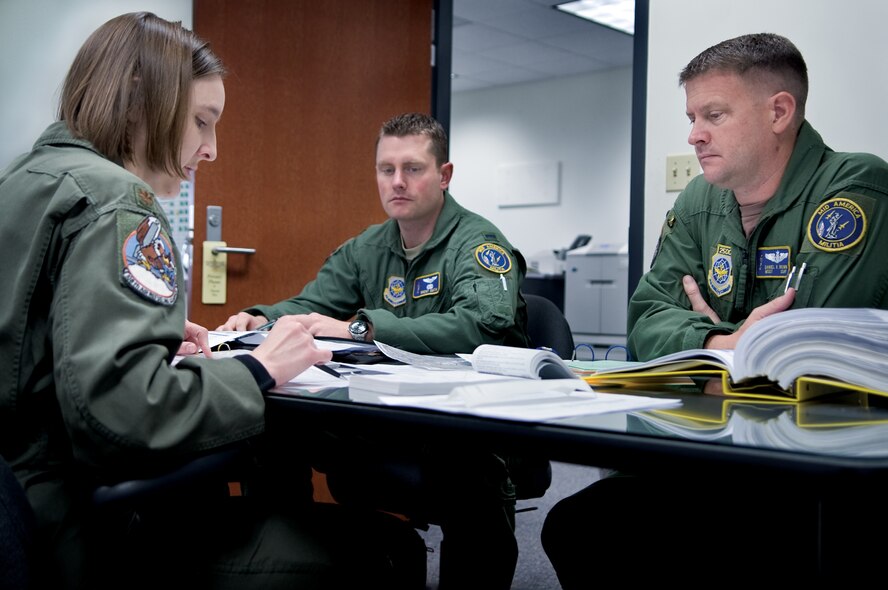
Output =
[{"x1": 763, "y1": 265, "x2": 816, "y2": 308}]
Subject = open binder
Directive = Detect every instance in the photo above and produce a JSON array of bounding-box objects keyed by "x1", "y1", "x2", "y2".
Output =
[{"x1": 583, "y1": 307, "x2": 888, "y2": 402}]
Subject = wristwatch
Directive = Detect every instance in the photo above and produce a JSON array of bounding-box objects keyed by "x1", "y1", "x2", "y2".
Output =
[{"x1": 348, "y1": 319, "x2": 370, "y2": 342}]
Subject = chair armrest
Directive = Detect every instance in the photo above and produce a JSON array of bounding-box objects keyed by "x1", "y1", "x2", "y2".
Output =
[{"x1": 91, "y1": 448, "x2": 245, "y2": 509}]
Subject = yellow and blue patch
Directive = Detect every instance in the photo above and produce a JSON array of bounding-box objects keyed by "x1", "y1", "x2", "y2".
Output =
[
  {"x1": 120, "y1": 214, "x2": 177, "y2": 305},
  {"x1": 708, "y1": 244, "x2": 733, "y2": 297},
  {"x1": 807, "y1": 197, "x2": 866, "y2": 252},
  {"x1": 756, "y1": 246, "x2": 791, "y2": 278},
  {"x1": 383, "y1": 275, "x2": 407, "y2": 307},
  {"x1": 413, "y1": 272, "x2": 441, "y2": 299},
  {"x1": 474, "y1": 243, "x2": 512, "y2": 274}
]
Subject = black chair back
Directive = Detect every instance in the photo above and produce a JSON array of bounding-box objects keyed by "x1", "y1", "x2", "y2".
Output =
[{"x1": 523, "y1": 293, "x2": 575, "y2": 360}]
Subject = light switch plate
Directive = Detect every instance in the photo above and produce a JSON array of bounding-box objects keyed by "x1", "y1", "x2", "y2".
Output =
[{"x1": 666, "y1": 154, "x2": 700, "y2": 192}]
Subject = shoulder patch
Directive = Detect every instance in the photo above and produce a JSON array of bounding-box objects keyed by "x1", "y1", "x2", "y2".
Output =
[
  {"x1": 120, "y1": 214, "x2": 178, "y2": 305},
  {"x1": 807, "y1": 197, "x2": 866, "y2": 252},
  {"x1": 474, "y1": 243, "x2": 512, "y2": 274}
]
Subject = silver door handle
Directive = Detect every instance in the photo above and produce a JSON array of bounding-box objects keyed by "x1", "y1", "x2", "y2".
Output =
[{"x1": 211, "y1": 246, "x2": 256, "y2": 255}]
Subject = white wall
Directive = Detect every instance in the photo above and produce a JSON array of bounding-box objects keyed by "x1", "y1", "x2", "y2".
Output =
[
  {"x1": 644, "y1": 0, "x2": 888, "y2": 269},
  {"x1": 450, "y1": 66, "x2": 633, "y2": 264},
  {"x1": 0, "y1": 0, "x2": 192, "y2": 170}
]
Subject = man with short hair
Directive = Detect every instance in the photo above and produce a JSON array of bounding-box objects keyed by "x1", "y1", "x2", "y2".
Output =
[
  {"x1": 542, "y1": 33, "x2": 888, "y2": 587},
  {"x1": 220, "y1": 112, "x2": 529, "y2": 589},
  {"x1": 628, "y1": 32, "x2": 888, "y2": 361},
  {"x1": 220, "y1": 112, "x2": 529, "y2": 355}
]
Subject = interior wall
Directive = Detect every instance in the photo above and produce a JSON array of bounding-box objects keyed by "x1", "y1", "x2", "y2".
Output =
[
  {"x1": 450, "y1": 66, "x2": 633, "y2": 266},
  {"x1": 0, "y1": 0, "x2": 192, "y2": 170},
  {"x1": 643, "y1": 0, "x2": 888, "y2": 270}
]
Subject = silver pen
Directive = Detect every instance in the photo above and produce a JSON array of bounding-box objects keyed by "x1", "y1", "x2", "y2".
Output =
[
  {"x1": 794, "y1": 262, "x2": 807, "y2": 289},
  {"x1": 784, "y1": 265, "x2": 797, "y2": 294}
]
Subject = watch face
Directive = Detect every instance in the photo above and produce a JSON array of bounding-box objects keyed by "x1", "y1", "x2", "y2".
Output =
[{"x1": 349, "y1": 320, "x2": 368, "y2": 341}]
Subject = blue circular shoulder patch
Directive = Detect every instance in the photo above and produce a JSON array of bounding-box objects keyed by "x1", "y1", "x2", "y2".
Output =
[
  {"x1": 474, "y1": 243, "x2": 512, "y2": 274},
  {"x1": 807, "y1": 197, "x2": 866, "y2": 252}
]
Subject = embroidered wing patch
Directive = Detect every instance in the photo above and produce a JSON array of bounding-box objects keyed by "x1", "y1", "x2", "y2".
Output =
[
  {"x1": 756, "y1": 246, "x2": 791, "y2": 278},
  {"x1": 412, "y1": 273, "x2": 441, "y2": 299},
  {"x1": 120, "y1": 214, "x2": 178, "y2": 305}
]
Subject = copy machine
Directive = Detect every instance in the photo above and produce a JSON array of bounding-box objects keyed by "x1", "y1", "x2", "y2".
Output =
[{"x1": 563, "y1": 242, "x2": 628, "y2": 347}]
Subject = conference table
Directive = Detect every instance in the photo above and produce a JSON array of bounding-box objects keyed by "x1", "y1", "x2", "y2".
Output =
[
  {"x1": 266, "y1": 381, "x2": 888, "y2": 485},
  {"x1": 265, "y1": 379, "x2": 888, "y2": 579}
]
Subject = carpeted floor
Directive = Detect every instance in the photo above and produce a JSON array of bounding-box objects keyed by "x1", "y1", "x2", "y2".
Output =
[{"x1": 418, "y1": 462, "x2": 603, "y2": 589}]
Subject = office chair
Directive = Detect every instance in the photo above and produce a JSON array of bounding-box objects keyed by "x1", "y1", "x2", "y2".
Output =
[
  {"x1": 91, "y1": 447, "x2": 250, "y2": 509},
  {"x1": 523, "y1": 293, "x2": 575, "y2": 360},
  {"x1": 0, "y1": 454, "x2": 37, "y2": 590}
]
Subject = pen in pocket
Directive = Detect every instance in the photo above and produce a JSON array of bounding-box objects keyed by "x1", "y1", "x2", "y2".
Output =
[{"x1": 783, "y1": 262, "x2": 807, "y2": 293}]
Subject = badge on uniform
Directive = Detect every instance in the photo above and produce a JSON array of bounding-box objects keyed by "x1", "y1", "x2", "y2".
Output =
[
  {"x1": 756, "y1": 246, "x2": 791, "y2": 278},
  {"x1": 474, "y1": 243, "x2": 512, "y2": 274},
  {"x1": 383, "y1": 275, "x2": 407, "y2": 307},
  {"x1": 413, "y1": 272, "x2": 441, "y2": 299},
  {"x1": 807, "y1": 197, "x2": 866, "y2": 252},
  {"x1": 708, "y1": 244, "x2": 733, "y2": 297},
  {"x1": 120, "y1": 214, "x2": 178, "y2": 305}
]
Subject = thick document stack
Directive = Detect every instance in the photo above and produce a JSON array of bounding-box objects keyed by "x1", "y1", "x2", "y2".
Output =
[
  {"x1": 346, "y1": 342, "x2": 680, "y2": 420},
  {"x1": 584, "y1": 307, "x2": 888, "y2": 402}
]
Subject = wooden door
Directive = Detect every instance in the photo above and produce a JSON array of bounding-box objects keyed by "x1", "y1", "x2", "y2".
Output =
[{"x1": 191, "y1": 0, "x2": 433, "y2": 328}]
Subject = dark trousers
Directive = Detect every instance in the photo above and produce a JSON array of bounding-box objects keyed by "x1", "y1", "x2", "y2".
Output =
[
  {"x1": 85, "y1": 497, "x2": 427, "y2": 590},
  {"x1": 541, "y1": 473, "x2": 837, "y2": 586},
  {"x1": 316, "y1": 431, "x2": 519, "y2": 590},
  {"x1": 31, "y1": 446, "x2": 427, "y2": 590}
]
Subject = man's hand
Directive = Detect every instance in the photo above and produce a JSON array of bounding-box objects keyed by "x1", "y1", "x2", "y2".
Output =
[
  {"x1": 250, "y1": 316, "x2": 333, "y2": 386},
  {"x1": 704, "y1": 289, "x2": 796, "y2": 350},
  {"x1": 682, "y1": 275, "x2": 721, "y2": 324},
  {"x1": 290, "y1": 313, "x2": 353, "y2": 340},
  {"x1": 217, "y1": 312, "x2": 268, "y2": 331},
  {"x1": 179, "y1": 320, "x2": 212, "y2": 358}
]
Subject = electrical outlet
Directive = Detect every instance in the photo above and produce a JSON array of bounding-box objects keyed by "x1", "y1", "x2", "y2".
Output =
[{"x1": 665, "y1": 154, "x2": 700, "y2": 192}]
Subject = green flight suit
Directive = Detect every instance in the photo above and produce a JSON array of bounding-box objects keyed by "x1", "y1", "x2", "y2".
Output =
[
  {"x1": 246, "y1": 192, "x2": 530, "y2": 588},
  {"x1": 246, "y1": 192, "x2": 530, "y2": 354},
  {"x1": 629, "y1": 122, "x2": 888, "y2": 361},
  {"x1": 0, "y1": 122, "x2": 423, "y2": 589}
]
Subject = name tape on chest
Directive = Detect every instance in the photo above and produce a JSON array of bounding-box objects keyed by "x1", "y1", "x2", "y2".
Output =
[
  {"x1": 413, "y1": 272, "x2": 441, "y2": 299},
  {"x1": 756, "y1": 246, "x2": 791, "y2": 278}
]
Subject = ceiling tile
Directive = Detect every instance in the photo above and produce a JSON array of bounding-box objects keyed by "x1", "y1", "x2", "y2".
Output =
[{"x1": 451, "y1": 0, "x2": 634, "y2": 93}]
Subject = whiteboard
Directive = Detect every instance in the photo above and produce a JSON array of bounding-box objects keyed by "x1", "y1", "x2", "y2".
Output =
[{"x1": 496, "y1": 160, "x2": 561, "y2": 208}]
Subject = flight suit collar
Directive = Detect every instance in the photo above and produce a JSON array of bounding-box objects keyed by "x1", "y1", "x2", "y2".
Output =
[
  {"x1": 760, "y1": 121, "x2": 828, "y2": 218},
  {"x1": 33, "y1": 121, "x2": 106, "y2": 158},
  {"x1": 385, "y1": 191, "x2": 462, "y2": 257}
]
